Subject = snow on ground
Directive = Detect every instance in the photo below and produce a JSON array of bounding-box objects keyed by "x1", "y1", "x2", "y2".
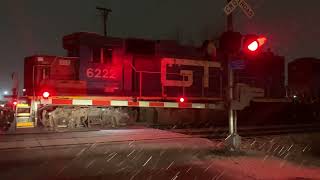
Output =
[
  {"x1": 196, "y1": 132, "x2": 320, "y2": 179},
  {"x1": 1, "y1": 128, "x2": 320, "y2": 179},
  {"x1": 240, "y1": 132, "x2": 320, "y2": 167},
  {"x1": 197, "y1": 155, "x2": 320, "y2": 180}
]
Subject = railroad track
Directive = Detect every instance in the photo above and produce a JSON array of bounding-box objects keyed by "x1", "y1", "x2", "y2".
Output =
[{"x1": 164, "y1": 124, "x2": 320, "y2": 139}]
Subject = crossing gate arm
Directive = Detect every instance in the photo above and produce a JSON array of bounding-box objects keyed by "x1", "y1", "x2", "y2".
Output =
[{"x1": 40, "y1": 98, "x2": 225, "y2": 110}]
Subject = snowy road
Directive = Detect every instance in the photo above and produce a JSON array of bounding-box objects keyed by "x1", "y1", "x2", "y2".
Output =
[{"x1": 0, "y1": 129, "x2": 319, "y2": 179}]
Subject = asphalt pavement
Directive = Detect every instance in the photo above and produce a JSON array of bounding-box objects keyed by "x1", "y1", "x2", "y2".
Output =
[{"x1": 0, "y1": 129, "x2": 225, "y2": 180}]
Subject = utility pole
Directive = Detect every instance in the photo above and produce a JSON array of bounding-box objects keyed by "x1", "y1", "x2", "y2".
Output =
[
  {"x1": 96, "y1": 7, "x2": 112, "y2": 37},
  {"x1": 11, "y1": 72, "x2": 18, "y2": 98}
]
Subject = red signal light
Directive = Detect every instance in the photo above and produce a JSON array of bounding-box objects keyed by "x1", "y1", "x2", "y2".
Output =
[
  {"x1": 179, "y1": 97, "x2": 185, "y2": 103},
  {"x1": 42, "y1": 91, "x2": 50, "y2": 98},
  {"x1": 247, "y1": 40, "x2": 259, "y2": 51},
  {"x1": 243, "y1": 35, "x2": 267, "y2": 55},
  {"x1": 13, "y1": 101, "x2": 17, "y2": 105}
]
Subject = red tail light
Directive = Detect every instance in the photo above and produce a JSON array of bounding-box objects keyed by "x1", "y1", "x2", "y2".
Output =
[{"x1": 42, "y1": 91, "x2": 50, "y2": 98}]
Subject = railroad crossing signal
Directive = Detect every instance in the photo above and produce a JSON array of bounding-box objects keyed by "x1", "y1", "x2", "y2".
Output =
[
  {"x1": 224, "y1": 0, "x2": 255, "y2": 18},
  {"x1": 223, "y1": 0, "x2": 255, "y2": 152},
  {"x1": 219, "y1": 32, "x2": 267, "y2": 57}
]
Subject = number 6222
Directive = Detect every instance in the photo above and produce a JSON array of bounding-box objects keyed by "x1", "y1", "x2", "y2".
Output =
[{"x1": 86, "y1": 68, "x2": 115, "y2": 79}]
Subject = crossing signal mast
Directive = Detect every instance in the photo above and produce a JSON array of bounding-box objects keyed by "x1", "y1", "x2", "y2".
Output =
[
  {"x1": 222, "y1": 0, "x2": 267, "y2": 151},
  {"x1": 219, "y1": 31, "x2": 267, "y2": 151}
]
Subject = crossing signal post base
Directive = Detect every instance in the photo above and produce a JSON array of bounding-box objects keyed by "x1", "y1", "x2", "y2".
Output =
[
  {"x1": 225, "y1": 103, "x2": 242, "y2": 151},
  {"x1": 224, "y1": 51, "x2": 242, "y2": 151},
  {"x1": 225, "y1": 133, "x2": 242, "y2": 151}
]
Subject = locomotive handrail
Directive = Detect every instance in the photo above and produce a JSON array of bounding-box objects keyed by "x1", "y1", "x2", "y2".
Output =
[
  {"x1": 126, "y1": 60, "x2": 179, "y2": 75},
  {"x1": 126, "y1": 60, "x2": 223, "y2": 77},
  {"x1": 125, "y1": 60, "x2": 223, "y2": 98}
]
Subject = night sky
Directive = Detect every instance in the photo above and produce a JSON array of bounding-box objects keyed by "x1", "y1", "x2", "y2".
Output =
[{"x1": 0, "y1": 0, "x2": 319, "y2": 91}]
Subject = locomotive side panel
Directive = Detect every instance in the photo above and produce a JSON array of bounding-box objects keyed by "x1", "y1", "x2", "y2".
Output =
[
  {"x1": 78, "y1": 45, "x2": 125, "y2": 95},
  {"x1": 133, "y1": 55, "x2": 162, "y2": 97},
  {"x1": 24, "y1": 55, "x2": 83, "y2": 96}
]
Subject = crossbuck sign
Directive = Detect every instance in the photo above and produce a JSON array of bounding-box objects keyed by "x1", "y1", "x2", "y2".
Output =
[{"x1": 224, "y1": 0, "x2": 254, "y2": 18}]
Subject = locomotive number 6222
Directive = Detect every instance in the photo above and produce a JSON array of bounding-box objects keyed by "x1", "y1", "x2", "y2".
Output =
[{"x1": 86, "y1": 68, "x2": 115, "y2": 79}]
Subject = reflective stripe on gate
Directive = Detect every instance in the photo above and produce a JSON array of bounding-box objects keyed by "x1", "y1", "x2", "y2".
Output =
[
  {"x1": 73, "y1": 99, "x2": 92, "y2": 106},
  {"x1": 41, "y1": 98, "x2": 222, "y2": 109}
]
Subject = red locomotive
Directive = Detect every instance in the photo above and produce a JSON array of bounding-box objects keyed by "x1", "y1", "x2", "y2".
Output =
[
  {"x1": 21, "y1": 32, "x2": 292, "y2": 129},
  {"x1": 25, "y1": 32, "x2": 223, "y2": 101}
]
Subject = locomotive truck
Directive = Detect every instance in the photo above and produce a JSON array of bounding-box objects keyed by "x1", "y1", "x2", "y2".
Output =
[{"x1": 20, "y1": 32, "x2": 290, "y2": 129}]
